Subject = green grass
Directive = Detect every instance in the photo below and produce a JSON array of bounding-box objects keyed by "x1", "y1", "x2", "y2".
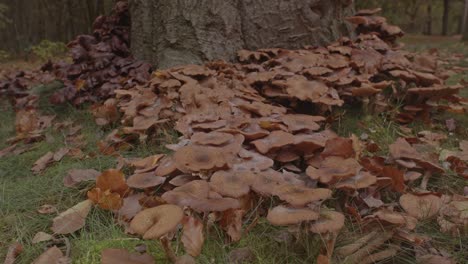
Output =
[{"x1": 1, "y1": 35, "x2": 468, "y2": 263}]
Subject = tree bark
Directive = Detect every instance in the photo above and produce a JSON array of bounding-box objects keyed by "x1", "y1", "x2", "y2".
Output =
[
  {"x1": 442, "y1": 0, "x2": 450, "y2": 35},
  {"x1": 129, "y1": 0, "x2": 355, "y2": 69}
]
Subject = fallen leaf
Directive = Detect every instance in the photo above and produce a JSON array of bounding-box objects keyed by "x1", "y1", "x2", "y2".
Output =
[
  {"x1": 37, "y1": 204, "x2": 57, "y2": 214},
  {"x1": 32, "y1": 232, "x2": 53, "y2": 244},
  {"x1": 118, "y1": 193, "x2": 145, "y2": 221},
  {"x1": 181, "y1": 215, "x2": 204, "y2": 257},
  {"x1": 382, "y1": 166, "x2": 405, "y2": 193},
  {"x1": 87, "y1": 188, "x2": 123, "y2": 210},
  {"x1": 0, "y1": 144, "x2": 17, "y2": 158},
  {"x1": 53, "y1": 147, "x2": 70, "y2": 161},
  {"x1": 96, "y1": 169, "x2": 129, "y2": 196},
  {"x1": 52, "y1": 199, "x2": 93, "y2": 234},
  {"x1": 32, "y1": 151, "x2": 54, "y2": 174},
  {"x1": 101, "y1": 248, "x2": 154, "y2": 264},
  {"x1": 220, "y1": 209, "x2": 245, "y2": 242},
  {"x1": 3, "y1": 242, "x2": 22, "y2": 264},
  {"x1": 32, "y1": 246, "x2": 65, "y2": 264},
  {"x1": 63, "y1": 169, "x2": 100, "y2": 187}
]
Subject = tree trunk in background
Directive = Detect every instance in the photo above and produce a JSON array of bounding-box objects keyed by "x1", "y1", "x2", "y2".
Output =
[
  {"x1": 129, "y1": 0, "x2": 355, "y2": 69},
  {"x1": 425, "y1": 2, "x2": 433, "y2": 35},
  {"x1": 442, "y1": 0, "x2": 450, "y2": 35},
  {"x1": 463, "y1": 0, "x2": 468, "y2": 41}
]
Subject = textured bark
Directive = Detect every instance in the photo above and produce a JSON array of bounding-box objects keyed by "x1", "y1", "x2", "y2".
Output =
[{"x1": 129, "y1": 0, "x2": 355, "y2": 69}]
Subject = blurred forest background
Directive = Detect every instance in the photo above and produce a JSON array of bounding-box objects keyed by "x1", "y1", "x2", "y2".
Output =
[{"x1": 0, "y1": 0, "x2": 467, "y2": 61}]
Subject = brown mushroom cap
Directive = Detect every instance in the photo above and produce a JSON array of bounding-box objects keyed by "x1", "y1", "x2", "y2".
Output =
[
  {"x1": 310, "y1": 211, "x2": 345, "y2": 234},
  {"x1": 191, "y1": 132, "x2": 234, "y2": 146},
  {"x1": 232, "y1": 149, "x2": 274, "y2": 172},
  {"x1": 210, "y1": 170, "x2": 254, "y2": 198},
  {"x1": 127, "y1": 172, "x2": 166, "y2": 189},
  {"x1": 370, "y1": 208, "x2": 417, "y2": 230},
  {"x1": 267, "y1": 205, "x2": 320, "y2": 226},
  {"x1": 334, "y1": 171, "x2": 377, "y2": 190},
  {"x1": 400, "y1": 193, "x2": 442, "y2": 219},
  {"x1": 252, "y1": 130, "x2": 295, "y2": 154},
  {"x1": 130, "y1": 204, "x2": 183, "y2": 239},
  {"x1": 321, "y1": 137, "x2": 355, "y2": 159},
  {"x1": 169, "y1": 174, "x2": 199, "y2": 187},
  {"x1": 281, "y1": 114, "x2": 322, "y2": 132},
  {"x1": 173, "y1": 145, "x2": 228, "y2": 172},
  {"x1": 306, "y1": 157, "x2": 362, "y2": 184},
  {"x1": 155, "y1": 156, "x2": 179, "y2": 177},
  {"x1": 161, "y1": 180, "x2": 240, "y2": 212},
  {"x1": 274, "y1": 185, "x2": 332, "y2": 207}
]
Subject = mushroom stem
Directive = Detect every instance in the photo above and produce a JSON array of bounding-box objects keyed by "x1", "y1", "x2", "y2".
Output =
[
  {"x1": 420, "y1": 171, "x2": 431, "y2": 190},
  {"x1": 160, "y1": 237, "x2": 177, "y2": 263}
]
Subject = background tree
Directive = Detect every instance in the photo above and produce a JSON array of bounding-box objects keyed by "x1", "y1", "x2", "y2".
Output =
[
  {"x1": 463, "y1": 0, "x2": 468, "y2": 40},
  {"x1": 442, "y1": 0, "x2": 451, "y2": 35},
  {"x1": 129, "y1": 0, "x2": 355, "y2": 68}
]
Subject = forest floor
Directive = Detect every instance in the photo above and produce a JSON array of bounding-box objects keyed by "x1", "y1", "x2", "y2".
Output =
[{"x1": 0, "y1": 35, "x2": 467, "y2": 264}]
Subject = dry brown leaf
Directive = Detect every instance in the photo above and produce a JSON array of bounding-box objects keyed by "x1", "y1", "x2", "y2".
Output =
[
  {"x1": 101, "y1": 248, "x2": 154, "y2": 264},
  {"x1": 32, "y1": 151, "x2": 54, "y2": 174},
  {"x1": 37, "y1": 204, "x2": 57, "y2": 214},
  {"x1": 3, "y1": 242, "x2": 22, "y2": 264},
  {"x1": 32, "y1": 231, "x2": 53, "y2": 244},
  {"x1": 32, "y1": 246, "x2": 66, "y2": 264},
  {"x1": 53, "y1": 147, "x2": 70, "y2": 161},
  {"x1": 220, "y1": 209, "x2": 245, "y2": 242},
  {"x1": 51, "y1": 199, "x2": 93, "y2": 234},
  {"x1": 117, "y1": 193, "x2": 145, "y2": 221},
  {"x1": 63, "y1": 168, "x2": 100, "y2": 187},
  {"x1": 96, "y1": 169, "x2": 129, "y2": 196},
  {"x1": 181, "y1": 215, "x2": 205, "y2": 257}
]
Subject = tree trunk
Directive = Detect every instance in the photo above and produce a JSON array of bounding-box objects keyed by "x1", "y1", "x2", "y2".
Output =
[
  {"x1": 463, "y1": 0, "x2": 468, "y2": 41},
  {"x1": 442, "y1": 0, "x2": 450, "y2": 35},
  {"x1": 129, "y1": 0, "x2": 355, "y2": 69},
  {"x1": 425, "y1": 2, "x2": 433, "y2": 35}
]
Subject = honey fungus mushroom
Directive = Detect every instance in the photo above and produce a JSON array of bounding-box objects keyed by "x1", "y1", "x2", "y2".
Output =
[
  {"x1": 173, "y1": 145, "x2": 229, "y2": 172},
  {"x1": 267, "y1": 205, "x2": 320, "y2": 226},
  {"x1": 161, "y1": 180, "x2": 240, "y2": 212},
  {"x1": 130, "y1": 204, "x2": 184, "y2": 262}
]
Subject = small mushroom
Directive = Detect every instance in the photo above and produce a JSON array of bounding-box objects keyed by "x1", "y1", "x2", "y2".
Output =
[
  {"x1": 267, "y1": 205, "x2": 319, "y2": 226},
  {"x1": 130, "y1": 204, "x2": 184, "y2": 263},
  {"x1": 310, "y1": 211, "x2": 345, "y2": 234},
  {"x1": 162, "y1": 180, "x2": 240, "y2": 212},
  {"x1": 306, "y1": 157, "x2": 361, "y2": 184},
  {"x1": 399, "y1": 193, "x2": 442, "y2": 219},
  {"x1": 252, "y1": 130, "x2": 295, "y2": 154},
  {"x1": 210, "y1": 170, "x2": 254, "y2": 198},
  {"x1": 281, "y1": 114, "x2": 322, "y2": 132},
  {"x1": 334, "y1": 171, "x2": 377, "y2": 190},
  {"x1": 191, "y1": 132, "x2": 234, "y2": 146},
  {"x1": 173, "y1": 145, "x2": 228, "y2": 172}
]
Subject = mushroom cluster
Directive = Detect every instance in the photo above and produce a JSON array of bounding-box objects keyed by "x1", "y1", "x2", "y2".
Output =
[
  {"x1": 77, "y1": 8, "x2": 468, "y2": 262},
  {"x1": 45, "y1": 1, "x2": 152, "y2": 106}
]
